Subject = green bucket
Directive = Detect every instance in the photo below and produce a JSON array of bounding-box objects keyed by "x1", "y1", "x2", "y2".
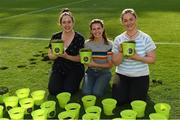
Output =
[
  {"x1": 58, "y1": 111, "x2": 75, "y2": 120},
  {"x1": 82, "y1": 113, "x2": 99, "y2": 120},
  {"x1": 79, "y1": 48, "x2": 92, "y2": 64},
  {"x1": 0, "y1": 105, "x2": 4, "y2": 118},
  {"x1": 65, "y1": 103, "x2": 81, "y2": 119},
  {"x1": 8, "y1": 107, "x2": 24, "y2": 120},
  {"x1": 82, "y1": 95, "x2": 96, "y2": 110},
  {"x1": 0, "y1": 86, "x2": 9, "y2": 104},
  {"x1": 31, "y1": 109, "x2": 47, "y2": 120},
  {"x1": 56, "y1": 92, "x2": 71, "y2": 109},
  {"x1": 154, "y1": 103, "x2": 171, "y2": 119},
  {"x1": 149, "y1": 113, "x2": 167, "y2": 120},
  {"x1": 102, "y1": 98, "x2": 117, "y2": 116},
  {"x1": 112, "y1": 118, "x2": 123, "y2": 120},
  {"x1": 40, "y1": 101, "x2": 56, "y2": 118},
  {"x1": 85, "y1": 106, "x2": 101, "y2": 119},
  {"x1": 122, "y1": 41, "x2": 135, "y2": 57},
  {"x1": 31, "y1": 90, "x2": 46, "y2": 106},
  {"x1": 51, "y1": 40, "x2": 64, "y2": 55},
  {"x1": 19, "y1": 98, "x2": 34, "y2": 114},
  {"x1": 130, "y1": 100, "x2": 147, "y2": 118},
  {"x1": 15, "y1": 88, "x2": 30, "y2": 100},
  {"x1": 3, "y1": 96, "x2": 19, "y2": 111},
  {"x1": 120, "y1": 109, "x2": 137, "y2": 120}
]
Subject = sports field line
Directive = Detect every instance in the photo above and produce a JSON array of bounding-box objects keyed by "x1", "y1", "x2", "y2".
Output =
[
  {"x1": 0, "y1": 0, "x2": 89, "y2": 21},
  {"x1": 0, "y1": 36, "x2": 180, "y2": 45}
]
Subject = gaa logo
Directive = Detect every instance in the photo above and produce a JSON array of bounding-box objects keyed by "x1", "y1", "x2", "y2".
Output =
[
  {"x1": 128, "y1": 48, "x2": 133, "y2": 54},
  {"x1": 83, "y1": 57, "x2": 89, "y2": 62},
  {"x1": 54, "y1": 48, "x2": 60, "y2": 53}
]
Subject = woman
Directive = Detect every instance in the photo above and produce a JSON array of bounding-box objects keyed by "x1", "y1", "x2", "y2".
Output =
[
  {"x1": 48, "y1": 8, "x2": 85, "y2": 95},
  {"x1": 82, "y1": 19, "x2": 113, "y2": 97},
  {"x1": 112, "y1": 8, "x2": 156, "y2": 105}
]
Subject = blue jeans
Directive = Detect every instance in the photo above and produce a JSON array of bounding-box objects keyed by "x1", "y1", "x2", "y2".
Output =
[{"x1": 82, "y1": 68, "x2": 112, "y2": 97}]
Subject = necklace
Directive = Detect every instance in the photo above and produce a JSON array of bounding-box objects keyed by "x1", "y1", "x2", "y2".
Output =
[{"x1": 126, "y1": 30, "x2": 139, "y2": 39}]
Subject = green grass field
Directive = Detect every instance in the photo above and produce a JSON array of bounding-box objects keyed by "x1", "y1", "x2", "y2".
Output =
[{"x1": 0, "y1": 0, "x2": 180, "y2": 119}]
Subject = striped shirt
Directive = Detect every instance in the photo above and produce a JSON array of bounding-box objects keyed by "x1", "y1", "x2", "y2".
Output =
[{"x1": 112, "y1": 30, "x2": 156, "y2": 77}]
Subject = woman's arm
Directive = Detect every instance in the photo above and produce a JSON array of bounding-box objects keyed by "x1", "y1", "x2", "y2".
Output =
[
  {"x1": 58, "y1": 52, "x2": 80, "y2": 62},
  {"x1": 112, "y1": 51, "x2": 123, "y2": 66},
  {"x1": 48, "y1": 48, "x2": 58, "y2": 60},
  {"x1": 129, "y1": 50, "x2": 156, "y2": 64},
  {"x1": 87, "y1": 59, "x2": 113, "y2": 69}
]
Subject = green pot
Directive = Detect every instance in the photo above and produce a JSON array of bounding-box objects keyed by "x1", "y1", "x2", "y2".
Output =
[
  {"x1": 79, "y1": 48, "x2": 92, "y2": 64},
  {"x1": 56, "y1": 92, "x2": 71, "y2": 109},
  {"x1": 0, "y1": 105, "x2": 4, "y2": 118},
  {"x1": 82, "y1": 113, "x2": 99, "y2": 120},
  {"x1": 154, "y1": 103, "x2": 171, "y2": 119},
  {"x1": 3, "y1": 96, "x2": 19, "y2": 111},
  {"x1": 122, "y1": 41, "x2": 135, "y2": 57},
  {"x1": 31, "y1": 109, "x2": 47, "y2": 120},
  {"x1": 131, "y1": 100, "x2": 147, "y2": 118},
  {"x1": 120, "y1": 109, "x2": 137, "y2": 120},
  {"x1": 102, "y1": 98, "x2": 117, "y2": 116},
  {"x1": 8, "y1": 107, "x2": 24, "y2": 120},
  {"x1": 40, "y1": 101, "x2": 56, "y2": 118},
  {"x1": 58, "y1": 111, "x2": 75, "y2": 120},
  {"x1": 82, "y1": 95, "x2": 96, "y2": 110},
  {"x1": 0, "y1": 87, "x2": 9, "y2": 104},
  {"x1": 149, "y1": 113, "x2": 167, "y2": 120},
  {"x1": 65, "y1": 103, "x2": 81, "y2": 119},
  {"x1": 85, "y1": 106, "x2": 101, "y2": 119},
  {"x1": 15, "y1": 88, "x2": 30, "y2": 100},
  {"x1": 31, "y1": 90, "x2": 46, "y2": 106},
  {"x1": 19, "y1": 98, "x2": 34, "y2": 114},
  {"x1": 51, "y1": 40, "x2": 64, "y2": 55}
]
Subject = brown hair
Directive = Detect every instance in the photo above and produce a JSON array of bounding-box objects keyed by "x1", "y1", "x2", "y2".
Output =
[
  {"x1": 59, "y1": 8, "x2": 74, "y2": 24},
  {"x1": 120, "y1": 8, "x2": 137, "y2": 21},
  {"x1": 89, "y1": 19, "x2": 109, "y2": 45}
]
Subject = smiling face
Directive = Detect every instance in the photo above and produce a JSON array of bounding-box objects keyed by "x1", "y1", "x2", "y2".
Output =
[
  {"x1": 91, "y1": 23, "x2": 104, "y2": 40},
  {"x1": 122, "y1": 12, "x2": 137, "y2": 32},
  {"x1": 61, "y1": 15, "x2": 74, "y2": 33}
]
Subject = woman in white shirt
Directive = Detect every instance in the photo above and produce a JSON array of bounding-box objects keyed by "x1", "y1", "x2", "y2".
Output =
[{"x1": 112, "y1": 8, "x2": 156, "y2": 105}]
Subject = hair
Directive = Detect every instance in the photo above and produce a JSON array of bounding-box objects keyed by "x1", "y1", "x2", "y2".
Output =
[
  {"x1": 120, "y1": 8, "x2": 137, "y2": 21},
  {"x1": 89, "y1": 19, "x2": 109, "y2": 45},
  {"x1": 59, "y1": 8, "x2": 74, "y2": 24}
]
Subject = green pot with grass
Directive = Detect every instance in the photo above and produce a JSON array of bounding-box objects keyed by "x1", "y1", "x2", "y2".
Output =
[
  {"x1": 31, "y1": 90, "x2": 46, "y2": 106},
  {"x1": 82, "y1": 95, "x2": 96, "y2": 110},
  {"x1": 40, "y1": 101, "x2": 56, "y2": 118},
  {"x1": 154, "y1": 103, "x2": 171, "y2": 119},
  {"x1": 102, "y1": 98, "x2": 117, "y2": 116},
  {"x1": 120, "y1": 109, "x2": 137, "y2": 120},
  {"x1": 80, "y1": 48, "x2": 92, "y2": 64},
  {"x1": 149, "y1": 113, "x2": 167, "y2": 120},
  {"x1": 56, "y1": 92, "x2": 71, "y2": 109},
  {"x1": 121, "y1": 41, "x2": 135, "y2": 57},
  {"x1": 51, "y1": 40, "x2": 64, "y2": 55},
  {"x1": 15, "y1": 88, "x2": 30, "y2": 100},
  {"x1": 19, "y1": 98, "x2": 34, "y2": 114},
  {"x1": 65, "y1": 103, "x2": 81, "y2": 119},
  {"x1": 4, "y1": 96, "x2": 19, "y2": 111},
  {"x1": 131, "y1": 100, "x2": 147, "y2": 118},
  {"x1": 0, "y1": 86, "x2": 9, "y2": 104},
  {"x1": 8, "y1": 107, "x2": 24, "y2": 120}
]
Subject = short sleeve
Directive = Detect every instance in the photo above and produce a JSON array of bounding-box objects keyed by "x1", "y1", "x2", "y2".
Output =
[
  {"x1": 112, "y1": 36, "x2": 121, "y2": 54},
  {"x1": 145, "y1": 36, "x2": 156, "y2": 53}
]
